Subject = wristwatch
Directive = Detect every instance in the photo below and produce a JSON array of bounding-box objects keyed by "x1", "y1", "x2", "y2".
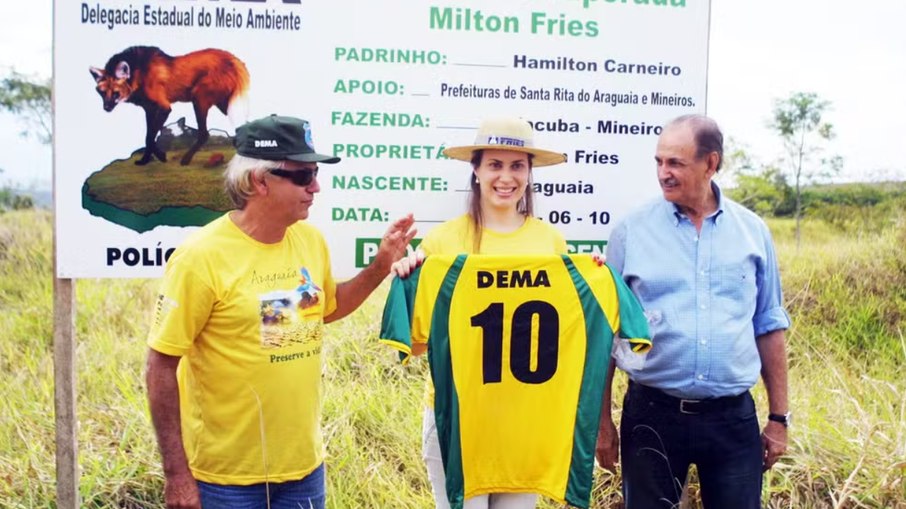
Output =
[{"x1": 768, "y1": 412, "x2": 792, "y2": 428}]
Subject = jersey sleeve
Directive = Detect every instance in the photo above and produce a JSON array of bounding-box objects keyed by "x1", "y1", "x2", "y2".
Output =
[
  {"x1": 606, "y1": 263, "x2": 652, "y2": 353},
  {"x1": 379, "y1": 266, "x2": 422, "y2": 364},
  {"x1": 147, "y1": 247, "x2": 216, "y2": 357}
]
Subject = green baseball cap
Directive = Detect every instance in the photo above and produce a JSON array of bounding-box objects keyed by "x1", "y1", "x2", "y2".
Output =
[{"x1": 234, "y1": 115, "x2": 340, "y2": 164}]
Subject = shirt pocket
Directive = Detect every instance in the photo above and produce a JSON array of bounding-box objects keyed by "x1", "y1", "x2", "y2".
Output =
[
  {"x1": 718, "y1": 262, "x2": 754, "y2": 288},
  {"x1": 716, "y1": 262, "x2": 757, "y2": 310}
]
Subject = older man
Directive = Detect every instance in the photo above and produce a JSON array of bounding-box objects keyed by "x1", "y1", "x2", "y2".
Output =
[
  {"x1": 596, "y1": 114, "x2": 790, "y2": 508},
  {"x1": 146, "y1": 114, "x2": 416, "y2": 509}
]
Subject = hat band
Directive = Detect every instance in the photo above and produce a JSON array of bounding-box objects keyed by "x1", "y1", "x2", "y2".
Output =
[{"x1": 476, "y1": 135, "x2": 530, "y2": 148}]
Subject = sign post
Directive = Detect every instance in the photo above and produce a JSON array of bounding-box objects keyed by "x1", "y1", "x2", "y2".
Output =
[{"x1": 53, "y1": 275, "x2": 78, "y2": 508}]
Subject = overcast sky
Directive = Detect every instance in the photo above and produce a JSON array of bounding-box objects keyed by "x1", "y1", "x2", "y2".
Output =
[{"x1": 2, "y1": 0, "x2": 905, "y2": 189}]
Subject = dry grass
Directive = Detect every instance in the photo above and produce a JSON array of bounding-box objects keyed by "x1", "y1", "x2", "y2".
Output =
[{"x1": 1, "y1": 209, "x2": 904, "y2": 508}]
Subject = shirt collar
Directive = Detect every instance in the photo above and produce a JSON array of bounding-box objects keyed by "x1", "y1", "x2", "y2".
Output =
[{"x1": 664, "y1": 181, "x2": 726, "y2": 226}]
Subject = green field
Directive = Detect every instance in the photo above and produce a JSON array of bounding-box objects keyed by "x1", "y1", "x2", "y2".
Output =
[{"x1": 1, "y1": 208, "x2": 904, "y2": 508}]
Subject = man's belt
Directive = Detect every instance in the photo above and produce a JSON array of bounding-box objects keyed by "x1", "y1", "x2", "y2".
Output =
[{"x1": 630, "y1": 380, "x2": 748, "y2": 415}]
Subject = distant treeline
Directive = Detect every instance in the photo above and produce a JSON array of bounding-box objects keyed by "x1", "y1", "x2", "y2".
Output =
[
  {"x1": 729, "y1": 179, "x2": 906, "y2": 231},
  {"x1": 0, "y1": 187, "x2": 49, "y2": 210},
  {"x1": 4, "y1": 177, "x2": 905, "y2": 226}
]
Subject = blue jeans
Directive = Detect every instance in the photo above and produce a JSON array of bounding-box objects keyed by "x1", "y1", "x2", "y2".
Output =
[
  {"x1": 197, "y1": 463, "x2": 325, "y2": 509},
  {"x1": 620, "y1": 382, "x2": 763, "y2": 509}
]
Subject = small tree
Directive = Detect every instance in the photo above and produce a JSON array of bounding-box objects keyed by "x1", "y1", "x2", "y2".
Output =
[
  {"x1": 728, "y1": 167, "x2": 790, "y2": 218},
  {"x1": 0, "y1": 169, "x2": 34, "y2": 212},
  {"x1": 770, "y1": 91, "x2": 839, "y2": 248},
  {"x1": 721, "y1": 137, "x2": 758, "y2": 176},
  {"x1": 0, "y1": 71, "x2": 50, "y2": 211},
  {"x1": 0, "y1": 70, "x2": 52, "y2": 144},
  {"x1": 720, "y1": 139, "x2": 789, "y2": 218}
]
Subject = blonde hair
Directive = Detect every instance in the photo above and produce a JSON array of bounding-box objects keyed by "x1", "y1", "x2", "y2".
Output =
[{"x1": 223, "y1": 154, "x2": 283, "y2": 209}]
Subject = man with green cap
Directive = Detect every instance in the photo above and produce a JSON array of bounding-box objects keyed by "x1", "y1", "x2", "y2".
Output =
[{"x1": 146, "y1": 114, "x2": 416, "y2": 509}]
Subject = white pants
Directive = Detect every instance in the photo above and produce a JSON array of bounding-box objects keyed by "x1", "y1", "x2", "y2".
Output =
[{"x1": 422, "y1": 407, "x2": 538, "y2": 509}]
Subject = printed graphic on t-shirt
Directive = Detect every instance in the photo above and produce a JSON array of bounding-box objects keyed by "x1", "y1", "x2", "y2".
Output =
[
  {"x1": 295, "y1": 267, "x2": 322, "y2": 310},
  {"x1": 152, "y1": 293, "x2": 179, "y2": 328},
  {"x1": 258, "y1": 267, "x2": 324, "y2": 349}
]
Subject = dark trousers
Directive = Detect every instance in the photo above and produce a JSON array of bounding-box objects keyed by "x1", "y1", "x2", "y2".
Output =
[{"x1": 620, "y1": 382, "x2": 763, "y2": 509}]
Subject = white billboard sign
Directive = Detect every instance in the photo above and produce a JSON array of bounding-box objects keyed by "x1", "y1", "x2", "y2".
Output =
[{"x1": 54, "y1": 0, "x2": 709, "y2": 278}]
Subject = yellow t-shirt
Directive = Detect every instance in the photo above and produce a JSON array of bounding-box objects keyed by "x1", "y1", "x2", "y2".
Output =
[
  {"x1": 419, "y1": 214, "x2": 567, "y2": 256},
  {"x1": 379, "y1": 254, "x2": 651, "y2": 508},
  {"x1": 148, "y1": 213, "x2": 337, "y2": 485},
  {"x1": 416, "y1": 214, "x2": 567, "y2": 406}
]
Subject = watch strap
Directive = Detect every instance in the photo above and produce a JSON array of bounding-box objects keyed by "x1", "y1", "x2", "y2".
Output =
[{"x1": 768, "y1": 412, "x2": 790, "y2": 427}]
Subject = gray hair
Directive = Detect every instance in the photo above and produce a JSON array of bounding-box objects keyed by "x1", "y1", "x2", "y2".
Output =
[
  {"x1": 223, "y1": 155, "x2": 283, "y2": 209},
  {"x1": 667, "y1": 114, "x2": 724, "y2": 172}
]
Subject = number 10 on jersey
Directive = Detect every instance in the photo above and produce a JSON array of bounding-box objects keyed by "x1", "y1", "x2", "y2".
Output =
[{"x1": 470, "y1": 300, "x2": 560, "y2": 385}]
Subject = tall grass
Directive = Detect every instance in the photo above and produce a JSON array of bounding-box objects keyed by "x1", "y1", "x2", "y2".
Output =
[
  {"x1": 757, "y1": 218, "x2": 906, "y2": 509},
  {"x1": 1, "y1": 209, "x2": 904, "y2": 508},
  {"x1": 0, "y1": 209, "x2": 163, "y2": 507}
]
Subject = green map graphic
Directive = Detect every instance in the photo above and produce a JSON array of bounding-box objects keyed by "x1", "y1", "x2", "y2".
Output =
[{"x1": 82, "y1": 128, "x2": 234, "y2": 233}]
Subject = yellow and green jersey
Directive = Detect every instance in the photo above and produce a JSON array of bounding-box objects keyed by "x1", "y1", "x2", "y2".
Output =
[
  {"x1": 417, "y1": 214, "x2": 568, "y2": 408},
  {"x1": 380, "y1": 254, "x2": 651, "y2": 509}
]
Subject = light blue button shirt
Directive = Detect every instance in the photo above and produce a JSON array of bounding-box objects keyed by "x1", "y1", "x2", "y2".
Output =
[{"x1": 606, "y1": 183, "x2": 791, "y2": 399}]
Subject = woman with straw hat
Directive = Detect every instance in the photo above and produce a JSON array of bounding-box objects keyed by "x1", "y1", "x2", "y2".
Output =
[{"x1": 392, "y1": 116, "x2": 569, "y2": 509}]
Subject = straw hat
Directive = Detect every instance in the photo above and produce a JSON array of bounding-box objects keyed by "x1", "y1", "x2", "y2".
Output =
[{"x1": 442, "y1": 117, "x2": 567, "y2": 167}]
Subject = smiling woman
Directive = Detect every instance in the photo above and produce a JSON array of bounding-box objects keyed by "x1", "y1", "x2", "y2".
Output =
[{"x1": 388, "y1": 116, "x2": 570, "y2": 509}]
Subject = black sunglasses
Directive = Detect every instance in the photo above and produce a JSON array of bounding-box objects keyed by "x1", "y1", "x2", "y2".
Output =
[{"x1": 269, "y1": 168, "x2": 319, "y2": 186}]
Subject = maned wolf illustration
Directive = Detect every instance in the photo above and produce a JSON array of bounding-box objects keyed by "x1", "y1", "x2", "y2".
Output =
[{"x1": 90, "y1": 46, "x2": 249, "y2": 166}]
